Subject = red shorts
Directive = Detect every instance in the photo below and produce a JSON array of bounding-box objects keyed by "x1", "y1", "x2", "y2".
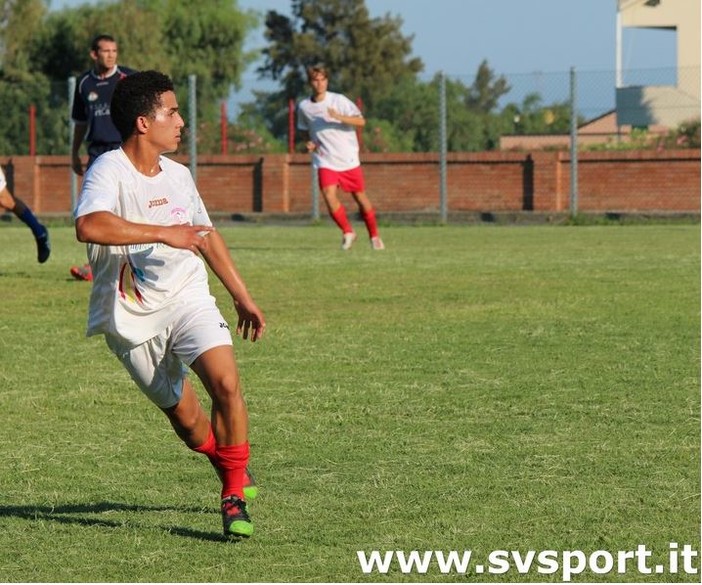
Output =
[{"x1": 318, "y1": 166, "x2": 366, "y2": 193}]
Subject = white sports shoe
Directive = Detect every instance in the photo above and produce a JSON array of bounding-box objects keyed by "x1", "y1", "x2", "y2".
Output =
[
  {"x1": 341, "y1": 232, "x2": 357, "y2": 250},
  {"x1": 371, "y1": 236, "x2": 385, "y2": 250}
]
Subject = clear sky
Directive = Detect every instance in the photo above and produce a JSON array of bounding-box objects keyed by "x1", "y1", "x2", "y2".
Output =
[{"x1": 51, "y1": 0, "x2": 678, "y2": 116}]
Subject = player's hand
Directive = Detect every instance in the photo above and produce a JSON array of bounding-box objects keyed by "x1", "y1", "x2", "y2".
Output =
[
  {"x1": 71, "y1": 154, "x2": 84, "y2": 176},
  {"x1": 234, "y1": 300, "x2": 266, "y2": 342},
  {"x1": 161, "y1": 224, "x2": 215, "y2": 254}
]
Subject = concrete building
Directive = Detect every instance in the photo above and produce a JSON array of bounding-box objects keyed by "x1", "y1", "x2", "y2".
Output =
[{"x1": 616, "y1": 0, "x2": 701, "y2": 127}]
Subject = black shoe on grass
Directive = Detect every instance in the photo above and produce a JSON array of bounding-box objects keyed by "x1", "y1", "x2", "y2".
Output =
[{"x1": 35, "y1": 228, "x2": 50, "y2": 263}]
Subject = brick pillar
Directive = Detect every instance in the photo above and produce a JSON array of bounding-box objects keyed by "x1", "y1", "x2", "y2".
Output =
[
  {"x1": 260, "y1": 154, "x2": 290, "y2": 212},
  {"x1": 10, "y1": 157, "x2": 40, "y2": 212}
]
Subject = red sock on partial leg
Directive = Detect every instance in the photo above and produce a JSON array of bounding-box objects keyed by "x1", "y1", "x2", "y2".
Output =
[
  {"x1": 191, "y1": 426, "x2": 218, "y2": 468},
  {"x1": 361, "y1": 208, "x2": 379, "y2": 238},
  {"x1": 330, "y1": 205, "x2": 353, "y2": 234},
  {"x1": 216, "y1": 441, "x2": 250, "y2": 500}
]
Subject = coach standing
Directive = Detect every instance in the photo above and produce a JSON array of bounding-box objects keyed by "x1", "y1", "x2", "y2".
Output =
[
  {"x1": 70, "y1": 34, "x2": 136, "y2": 281},
  {"x1": 71, "y1": 34, "x2": 136, "y2": 175}
]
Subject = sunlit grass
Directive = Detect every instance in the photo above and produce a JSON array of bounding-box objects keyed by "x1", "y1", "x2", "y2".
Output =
[{"x1": 0, "y1": 223, "x2": 698, "y2": 582}]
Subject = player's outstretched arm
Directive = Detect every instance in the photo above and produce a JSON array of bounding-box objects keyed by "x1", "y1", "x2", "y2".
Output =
[
  {"x1": 199, "y1": 229, "x2": 266, "y2": 342},
  {"x1": 75, "y1": 210, "x2": 213, "y2": 250}
]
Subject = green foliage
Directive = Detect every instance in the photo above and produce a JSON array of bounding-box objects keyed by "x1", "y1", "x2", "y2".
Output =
[
  {"x1": 466, "y1": 59, "x2": 511, "y2": 112},
  {"x1": 667, "y1": 118, "x2": 701, "y2": 149},
  {"x1": 0, "y1": 224, "x2": 699, "y2": 582},
  {"x1": 259, "y1": 0, "x2": 422, "y2": 108},
  {"x1": 583, "y1": 119, "x2": 701, "y2": 152},
  {"x1": 362, "y1": 117, "x2": 415, "y2": 152},
  {"x1": 0, "y1": 75, "x2": 70, "y2": 155},
  {"x1": 0, "y1": 0, "x2": 257, "y2": 155},
  {"x1": 505, "y1": 92, "x2": 572, "y2": 136}
]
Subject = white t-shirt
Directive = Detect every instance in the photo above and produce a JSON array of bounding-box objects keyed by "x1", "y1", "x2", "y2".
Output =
[
  {"x1": 74, "y1": 148, "x2": 214, "y2": 347},
  {"x1": 297, "y1": 91, "x2": 362, "y2": 171}
]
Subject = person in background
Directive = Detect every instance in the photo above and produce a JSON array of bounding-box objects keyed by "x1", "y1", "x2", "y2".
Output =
[
  {"x1": 0, "y1": 166, "x2": 50, "y2": 263},
  {"x1": 297, "y1": 63, "x2": 385, "y2": 251},
  {"x1": 74, "y1": 70, "x2": 264, "y2": 539},
  {"x1": 69, "y1": 33, "x2": 136, "y2": 281}
]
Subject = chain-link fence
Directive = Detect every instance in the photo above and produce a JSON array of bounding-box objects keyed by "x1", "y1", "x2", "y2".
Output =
[
  {"x1": 0, "y1": 66, "x2": 698, "y2": 217},
  {"x1": 0, "y1": 67, "x2": 700, "y2": 155},
  {"x1": 2, "y1": 66, "x2": 698, "y2": 156}
]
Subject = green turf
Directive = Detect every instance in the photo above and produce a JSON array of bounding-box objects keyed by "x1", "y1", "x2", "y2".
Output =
[{"x1": 0, "y1": 223, "x2": 698, "y2": 582}]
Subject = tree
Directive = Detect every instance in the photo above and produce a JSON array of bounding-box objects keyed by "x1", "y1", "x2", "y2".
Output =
[
  {"x1": 0, "y1": 0, "x2": 258, "y2": 155},
  {"x1": 0, "y1": 0, "x2": 47, "y2": 78},
  {"x1": 465, "y1": 59, "x2": 510, "y2": 113}
]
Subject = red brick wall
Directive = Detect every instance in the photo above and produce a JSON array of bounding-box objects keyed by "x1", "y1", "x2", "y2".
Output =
[{"x1": 1, "y1": 149, "x2": 699, "y2": 216}]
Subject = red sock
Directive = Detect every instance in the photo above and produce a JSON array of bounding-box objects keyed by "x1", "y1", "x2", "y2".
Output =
[
  {"x1": 191, "y1": 426, "x2": 218, "y2": 468},
  {"x1": 361, "y1": 208, "x2": 379, "y2": 238},
  {"x1": 216, "y1": 441, "x2": 250, "y2": 500},
  {"x1": 330, "y1": 205, "x2": 353, "y2": 234}
]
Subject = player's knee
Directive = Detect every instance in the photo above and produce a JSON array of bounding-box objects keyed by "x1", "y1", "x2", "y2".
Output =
[{"x1": 211, "y1": 374, "x2": 244, "y2": 408}]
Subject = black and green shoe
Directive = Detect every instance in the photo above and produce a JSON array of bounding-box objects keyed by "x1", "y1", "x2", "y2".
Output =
[{"x1": 221, "y1": 495, "x2": 253, "y2": 538}]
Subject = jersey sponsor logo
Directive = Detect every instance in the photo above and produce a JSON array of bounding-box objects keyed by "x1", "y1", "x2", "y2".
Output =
[
  {"x1": 148, "y1": 197, "x2": 169, "y2": 209},
  {"x1": 93, "y1": 104, "x2": 111, "y2": 117},
  {"x1": 219, "y1": 322, "x2": 230, "y2": 329}
]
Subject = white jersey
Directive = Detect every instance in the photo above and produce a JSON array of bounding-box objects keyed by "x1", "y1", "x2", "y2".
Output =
[
  {"x1": 297, "y1": 91, "x2": 362, "y2": 171},
  {"x1": 0, "y1": 167, "x2": 6, "y2": 191},
  {"x1": 74, "y1": 148, "x2": 214, "y2": 347}
]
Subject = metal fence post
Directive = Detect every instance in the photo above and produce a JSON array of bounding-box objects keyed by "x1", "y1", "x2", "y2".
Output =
[
  {"x1": 188, "y1": 74, "x2": 197, "y2": 182},
  {"x1": 439, "y1": 71, "x2": 448, "y2": 223},
  {"x1": 569, "y1": 66, "x2": 578, "y2": 218},
  {"x1": 311, "y1": 163, "x2": 319, "y2": 221},
  {"x1": 68, "y1": 76, "x2": 77, "y2": 212}
]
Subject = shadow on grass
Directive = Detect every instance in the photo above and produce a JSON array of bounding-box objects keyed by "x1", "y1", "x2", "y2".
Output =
[{"x1": 0, "y1": 502, "x2": 236, "y2": 543}]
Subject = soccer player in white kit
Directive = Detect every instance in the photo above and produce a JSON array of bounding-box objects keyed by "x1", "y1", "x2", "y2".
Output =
[
  {"x1": 297, "y1": 64, "x2": 385, "y2": 251},
  {"x1": 74, "y1": 71, "x2": 265, "y2": 539}
]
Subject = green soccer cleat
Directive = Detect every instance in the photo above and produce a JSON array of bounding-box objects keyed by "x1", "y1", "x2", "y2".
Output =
[
  {"x1": 221, "y1": 495, "x2": 253, "y2": 538},
  {"x1": 243, "y1": 466, "x2": 258, "y2": 501}
]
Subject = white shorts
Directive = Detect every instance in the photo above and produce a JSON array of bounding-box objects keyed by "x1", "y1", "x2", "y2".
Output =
[{"x1": 105, "y1": 302, "x2": 233, "y2": 409}]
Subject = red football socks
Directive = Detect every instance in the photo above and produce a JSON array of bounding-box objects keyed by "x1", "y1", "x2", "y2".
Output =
[
  {"x1": 216, "y1": 441, "x2": 250, "y2": 500},
  {"x1": 192, "y1": 426, "x2": 218, "y2": 467},
  {"x1": 330, "y1": 205, "x2": 353, "y2": 234},
  {"x1": 362, "y1": 208, "x2": 379, "y2": 238}
]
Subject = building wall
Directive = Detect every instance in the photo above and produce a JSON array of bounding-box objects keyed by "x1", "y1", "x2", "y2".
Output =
[
  {"x1": 617, "y1": 0, "x2": 701, "y2": 126},
  {"x1": 2, "y1": 150, "x2": 699, "y2": 217}
]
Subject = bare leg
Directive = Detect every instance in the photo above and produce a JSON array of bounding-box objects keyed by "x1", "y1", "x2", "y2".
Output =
[
  {"x1": 350, "y1": 190, "x2": 373, "y2": 213},
  {"x1": 160, "y1": 377, "x2": 211, "y2": 448},
  {"x1": 189, "y1": 345, "x2": 248, "y2": 446},
  {"x1": 321, "y1": 184, "x2": 341, "y2": 214}
]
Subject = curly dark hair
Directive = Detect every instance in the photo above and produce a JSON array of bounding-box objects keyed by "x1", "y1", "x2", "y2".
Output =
[{"x1": 110, "y1": 70, "x2": 175, "y2": 141}]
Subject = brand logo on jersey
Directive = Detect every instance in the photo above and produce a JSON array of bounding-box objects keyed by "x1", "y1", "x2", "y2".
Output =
[
  {"x1": 219, "y1": 322, "x2": 230, "y2": 329},
  {"x1": 148, "y1": 197, "x2": 169, "y2": 208},
  {"x1": 171, "y1": 207, "x2": 187, "y2": 224},
  {"x1": 88, "y1": 91, "x2": 99, "y2": 102}
]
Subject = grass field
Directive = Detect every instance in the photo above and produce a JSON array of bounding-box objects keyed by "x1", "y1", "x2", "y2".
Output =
[{"x1": 0, "y1": 223, "x2": 699, "y2": 582}]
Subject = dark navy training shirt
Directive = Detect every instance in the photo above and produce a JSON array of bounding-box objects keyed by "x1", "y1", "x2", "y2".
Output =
[{"x1": 71, "y1": 66, "x2": 137, "y2": 146}]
